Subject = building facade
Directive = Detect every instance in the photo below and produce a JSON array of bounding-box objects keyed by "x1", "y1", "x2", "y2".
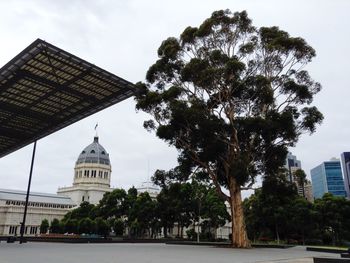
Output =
[
  {"x1": 0, "y1": 189, "x2": 74, "y2": 236},
  {"x1": 310, "y1": 159, "x2": 347, "y2": 199},
  {"x1": 57, "y1": 136, "x2": 113, "y2": 205},
  {"x1": 0, "y1": 135, "x2": 114, "y2": 236},
  {"x1": 136, "y1": 181, "x2": 160, "y2": 199},
  {"x1": 285, "y1": 152, "x2": 313, "y2": 201},
  {"x1": 285, "y1": 152, "x2": 302, "y2": 182},
  {"x1": 340, "y1": 152, "x2": 350, "y2": 198}
]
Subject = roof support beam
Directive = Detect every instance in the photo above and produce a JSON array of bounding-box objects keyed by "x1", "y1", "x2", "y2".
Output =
[
  {"x1": 18, "y1": 69, "x2": 97, "y2": 103},
  {"x1": 0, "y1": 127, "x2": 29, "y2": 140},
  {"x1": 0, "y1": 101, "x2": 55, "y2": 125}
]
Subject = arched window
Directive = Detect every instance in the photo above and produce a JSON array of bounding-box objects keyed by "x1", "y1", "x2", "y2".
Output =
[{"x1": 90, "y1": 150, "x2": 95, "y2": 154}]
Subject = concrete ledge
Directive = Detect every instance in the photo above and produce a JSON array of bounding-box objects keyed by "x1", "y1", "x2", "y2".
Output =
[
  {"x1": 27, "y1": 237, "x2": 171, "y2": 243},
  {"x1": 166, "y1": 241, "x2": 293, "y2": 248},
  {"x1": 314, "y1": 257, "x2": 350, "y2": 263},
  {"x1": 166, "y1": 241, "x2": 230, "y2": 246},
  {"x1": 307, "y1": 247, "x2": 348, "y2": 254},
  {"x1": 251, "y1": 244, "x2": 294, "y2": 249},
  {"x1": 0, "y1": 236, "x2": 174, "y2": 244}
]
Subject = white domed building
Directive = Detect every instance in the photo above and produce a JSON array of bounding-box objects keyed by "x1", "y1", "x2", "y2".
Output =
[
  {"x1": 57, "y1": 136, "x2": 113, "y2": 205},
  {"x1": 136, "y1": 181, "x2": 160, "y2": 199}
]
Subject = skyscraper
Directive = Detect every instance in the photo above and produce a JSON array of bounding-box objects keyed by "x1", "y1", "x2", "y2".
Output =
[
  {"x1": 340, "y1": 152, "x2": 350, "y2": 198},
  {"x1": 285, "y1": 152, "x2": 302, "y2": 182},
  {"x1": 310, "y1": 159, "x2": 347, "y2": 199},
  {"x1": 284, "y1": 152, "x2": 313, "y2": 201}
]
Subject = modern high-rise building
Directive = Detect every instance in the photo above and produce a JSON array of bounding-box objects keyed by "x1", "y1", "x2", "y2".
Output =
[
  {"x1": 284, "y1": 152, "x2": 313, "y2": 201},
  {"x1": 310, "y1": 159, "x2": 347, "y2": 199},
  {"x1": 340, "y1": 152, "x2": 350, "y2": 198},
  {"x1": 285, "y1": 152, "x2": 302, "y2": 182}
]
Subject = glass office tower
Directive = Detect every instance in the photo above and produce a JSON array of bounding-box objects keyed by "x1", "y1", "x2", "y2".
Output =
[
  {"x1": 340, "y1": 152, "x2": 350, "y2": 198},
  {"x1": 285, "y1": 152, "x2": 302, "y2": 182},
  {"x1": 310, "y1": 159, "x2": 346, "y2": 199}
]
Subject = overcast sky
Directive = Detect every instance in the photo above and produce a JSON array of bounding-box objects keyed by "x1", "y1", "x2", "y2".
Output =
[{"x1": 0, "y1": 0, "x2": 349, "y2": 197}]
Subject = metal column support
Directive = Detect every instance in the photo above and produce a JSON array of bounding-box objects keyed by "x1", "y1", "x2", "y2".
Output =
[{"x1": 20, "y1": 140, "x2": 37, "y2": 244}]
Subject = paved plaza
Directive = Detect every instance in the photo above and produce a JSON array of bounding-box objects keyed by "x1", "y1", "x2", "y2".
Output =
[{"x1": 0, "y1": 242, "x2": 342, "y2": 263}]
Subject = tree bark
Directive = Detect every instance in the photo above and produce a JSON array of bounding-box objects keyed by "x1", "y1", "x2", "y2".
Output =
[
  {"x1": 275, "y1": 223, "x2": 280, "y2": 244},
  {"x1": 229, "y1": 178, "x2": 251, "y2": 248},
  {"x1": 302, "y1": 228, "x2": 305, "y2": 246},
  {"x1": 163, "y1": 226, "x2": 168, "y2": 238}
]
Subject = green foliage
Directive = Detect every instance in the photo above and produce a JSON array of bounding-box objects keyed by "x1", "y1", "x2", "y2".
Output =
[
  {"x1": 290, "y1": 197, "x2": 315, "y2": 245},
  {"x1": 113, "y1": 218, "x2": 124, "y2": 236},
  {"x1": 50, "y1": 218, "x2": 61, "y2": 234},
  {"x1": 155, "y1": 179, "x2": 228, "y2": 238},
  {"x1": 78, "y1": 218, "x2": 94, "y2": 234},
  {"x1": 186, "y1": 228, "x2": 197, "y2": 240},
  {"x1": 136, "y1": 8, "x2": 323, "y2": 188},
  {"x1": 40, "y1": 219, "x2": 49, "y2": 234},
  {"x1": 94, "y1": 217, "x2": 109, "y2": 236},
  {"x1": 199, "y1": 231, "x2": 215, "y2": 241},
  {"x1": 97, "y1": 189, "x2": 127, "y2": 219},
  {"x1": 156, "y1": 182, "x2": 195, "y2": 238},
  {"x1": 156, "y1": 185, "x2": 177, "y2": 237},
  {"x1": 64, "y1": 219, "x2": 78, "y2": 234},
  {"x1": 64, "y1": 201, "x2": 96, "y2": 222},
  {"x1": 314, "y1": 193, "x2": 350, "y2": 245},
  {"x1": 294, "y1": 168, "x2": 307, "y2": 197},
  {"x1": 244, "y1": 174, "x2": 301, "y2": 242},
  {"x1": 201, "y1": 188, "x2": 230, "y2": 230},
  {"x1": 128, "y1": 192, "x2": 156, "y2": 238},
  {"x1": 136, "y1": 9, "x2": 323, "y2": 246},
  {"x1": 244, "y1": 179, "x2": 350, "y2": 245}
]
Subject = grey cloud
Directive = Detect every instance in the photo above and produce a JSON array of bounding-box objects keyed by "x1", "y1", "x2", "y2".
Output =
[{"x1": 0, "y1": 0, "x2": 349, "y2": 197}]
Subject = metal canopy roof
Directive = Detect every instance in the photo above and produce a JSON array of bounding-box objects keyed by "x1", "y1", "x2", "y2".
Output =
[{"x1": 0, "y1": 38, "x2": 136, "y2": 158}]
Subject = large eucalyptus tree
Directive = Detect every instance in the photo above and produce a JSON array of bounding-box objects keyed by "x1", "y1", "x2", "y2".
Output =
[{"x1": 135, "y1": 10, "x2": 323, "y2": 247}]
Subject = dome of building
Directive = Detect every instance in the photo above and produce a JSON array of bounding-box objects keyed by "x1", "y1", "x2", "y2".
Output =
[
  {"x1": 58, "y1": 134, "x2": 113, "y2": 206},
  {"x1": 76, "y1": 136, "x2": 110, "y2": 165}
]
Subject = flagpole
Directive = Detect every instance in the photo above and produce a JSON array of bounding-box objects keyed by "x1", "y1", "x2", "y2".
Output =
[{"x1": 95, "y1": 123, "x2": 98, "y2": 137}]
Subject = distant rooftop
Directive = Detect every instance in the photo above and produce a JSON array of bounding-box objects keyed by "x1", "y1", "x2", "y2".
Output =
[
  {"x1": 136, "y1": 181, "x2": 160, "y2": 195},
  {"x1": 0, "y1": 188, "x2": 74, "y2": 205}
]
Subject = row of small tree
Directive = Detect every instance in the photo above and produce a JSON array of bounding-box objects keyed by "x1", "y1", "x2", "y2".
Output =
[
  {"x1": 40, "y1": 216, "x2": 111, "y2": 237},
  {"x1": 40, "y1": 182, "x2": 229, "y2": 239},
  {"x1": 41, "y1": 171, "x2": 350, "y2": 245},
  {"x1": 243, "y1": 174, "x2": 350, "y2": 246}
]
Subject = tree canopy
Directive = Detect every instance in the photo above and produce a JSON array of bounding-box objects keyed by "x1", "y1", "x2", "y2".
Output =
[{"x1": 136, "y1": 9, "x2": 323, "y2": 247}]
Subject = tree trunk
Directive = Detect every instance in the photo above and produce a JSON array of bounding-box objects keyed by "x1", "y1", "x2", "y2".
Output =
[
  {"x1": 163, "y1": 226, "x2": 168, "y2": 238},
  {"x1": 275, "y1": 223, "x2": 280, "y2": 244},
  {"x1": 302, "y1": 228, "x2": 305, "y2": 246},
  {"x1": 229, "y1": 178, "x2": 251, "y2": 248}
]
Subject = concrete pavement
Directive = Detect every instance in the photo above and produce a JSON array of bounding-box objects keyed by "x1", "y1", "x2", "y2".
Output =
[{"x1": 0, "y1": 242, "x2": 341, "y2": 263}]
